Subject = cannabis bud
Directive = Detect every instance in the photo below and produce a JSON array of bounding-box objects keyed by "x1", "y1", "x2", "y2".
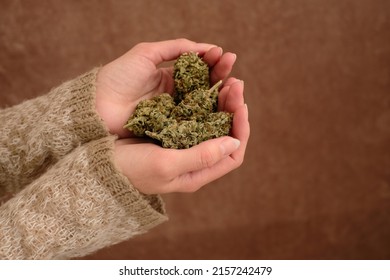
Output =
[
  {"x1": 124, "y1": 52, "x2": 233, "y2": 149},
  {"x1": 173, "y1": 52, "x2": 210, "y2": 103}
]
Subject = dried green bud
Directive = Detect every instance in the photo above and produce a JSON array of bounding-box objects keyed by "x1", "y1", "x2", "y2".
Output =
[
  {"x1": 124, "y1": 52, "x2": 234, "y2": 149},
  {"x1": 171, "y1": 81, "x2": 221, "y2": 121},
  {"x1": 174, "y1": 52, "x2": 210, "y2": 103},
  {"x1": 204, "y1": 111, "x2": 234, "y2": 135},
  {"x1": 123, "y1": 93, "x2": 176, "y2": 136},
  {"x1": 146, "y1": 112, "x2": 233, "y2": 149}
]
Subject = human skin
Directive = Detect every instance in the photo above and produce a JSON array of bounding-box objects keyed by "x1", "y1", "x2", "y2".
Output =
[{"x1": 95, "y1": 38, "x2": 250, "y2": 194}]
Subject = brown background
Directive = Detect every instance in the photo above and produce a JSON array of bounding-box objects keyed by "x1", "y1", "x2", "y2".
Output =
[{"x1": 1, "y1": 0, "x2": 389, "y2": 259}]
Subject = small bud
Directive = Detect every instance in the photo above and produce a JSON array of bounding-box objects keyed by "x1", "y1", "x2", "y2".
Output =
[{"x1": 173, "y1": 52, "x2": 210, "y2": 103}]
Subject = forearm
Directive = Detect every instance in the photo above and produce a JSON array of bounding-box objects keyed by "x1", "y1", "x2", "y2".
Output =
[
  {"x1": 0, "y1": 136, "x2": 167, "y2": 260},
  {"x1": 0, "y1": 69, "x2": 109, "y2": 194}
]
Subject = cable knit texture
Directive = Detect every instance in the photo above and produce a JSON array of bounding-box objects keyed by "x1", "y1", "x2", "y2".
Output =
[{"x1": 0, "y1": 70, "x2": 167, "y2": 259}]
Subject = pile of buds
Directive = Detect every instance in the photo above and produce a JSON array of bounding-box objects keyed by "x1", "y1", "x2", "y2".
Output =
[{"x1": 124, "y1": 52, "x2": 233, "y2": 149}]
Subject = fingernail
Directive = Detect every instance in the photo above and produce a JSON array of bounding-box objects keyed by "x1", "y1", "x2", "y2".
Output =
[
  {"x1": 244, "y1": 103, "x2": 249, "y2": 120},
  {"x1": 232, "y1": 53, "x2": 237, "y2": 63},
  {"x1": 235, "y1": 79, "x2": 244, "y2": 88},
  {"x1": 220, "y1": 138, "x2": 241, "y2": 157}
]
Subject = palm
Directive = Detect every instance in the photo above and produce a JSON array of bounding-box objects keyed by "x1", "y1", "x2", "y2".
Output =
[
  {"x1": 96, "y1": 55, "x2": 174, "y2": 137},
  {"x1": 109, "y1": 55, "x2": 172, "y2": 98}
]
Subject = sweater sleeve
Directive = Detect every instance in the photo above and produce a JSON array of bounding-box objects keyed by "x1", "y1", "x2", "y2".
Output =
[
  {"x1": 0, "y1": 136, "x2": 167, "y2": 260},
  {"x1": 0, "y1": 69, "x2": 109, "y2": 195}
]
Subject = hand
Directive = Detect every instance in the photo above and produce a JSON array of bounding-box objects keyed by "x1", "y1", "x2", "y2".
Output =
[
  {"x1": 95, "y1": 38, "x2": 237, "y2": 138},
  {"x1": 114, "y1": 78, "x2": 250, "y2": 194}
]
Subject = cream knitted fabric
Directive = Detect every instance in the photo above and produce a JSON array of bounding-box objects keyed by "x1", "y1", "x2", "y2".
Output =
[
  {"x1": 0, "y1": 137, "x2": 167, "y2": 259},
  {"x1": 0, "y1": 70, "x2": 168, "y2": 259},
  {"x1": 0, "y1": 69, "x2": 108, "y2": 195}
]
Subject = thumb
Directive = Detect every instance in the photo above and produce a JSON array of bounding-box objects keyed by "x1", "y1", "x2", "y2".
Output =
[{"x1": 175, "y1": 136, "x2": 241, "y2": 174}]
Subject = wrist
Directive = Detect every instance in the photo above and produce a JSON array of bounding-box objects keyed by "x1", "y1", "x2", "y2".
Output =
[{"x1": 95, "y1": 69, "x2": 133, "y2": 138}]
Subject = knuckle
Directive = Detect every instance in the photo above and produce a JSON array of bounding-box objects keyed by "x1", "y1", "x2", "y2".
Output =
[
  {"x1": 233, "y1": 155, "x2": 244, "y2": 168},
  {"x1": 198, "y1": 148, "x2": 217, "y2": 169},
  {"x1": 185, "y1": 185, "x2": 200, "y2": 193},
  {"x1": 134, "y1": 41, "x2": 148, "y2": 48},
  {"x1": 181, "y1": 180, "x2": 201, "y2": 193},
  {"x1": 175, "y1": 38, "x2": 190, "y2": 45},
  {"x1": 150, "y1": 156, "x2": 173, "y2": 178},
  {"x1": 236, "y1": 157, "x2": 244, "y2": 167},
  {"x1": 157, "y1": 163, "x2": 172, "y2": 178},
  {"x1": 133, "y1": 42, "x2": 152, "y2": 53}
]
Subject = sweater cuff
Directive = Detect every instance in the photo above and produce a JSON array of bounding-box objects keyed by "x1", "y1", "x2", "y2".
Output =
[
  {"x1": 59, "y1": 68, "x2": 110, "y2": 143},
  {"x1": 86, "y1": 136, "x2": 167, "y2": 231}
]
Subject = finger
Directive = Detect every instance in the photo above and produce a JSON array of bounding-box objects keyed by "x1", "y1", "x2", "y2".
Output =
[
  {"x1": 230, "y1": 104, "x2": 250, "y2": 163},
  {"x1": 224, "y1": 77, "x2": 241, "y2": 87},
  {"x1": 218, "y1": 80, "x2": 244, "y2": 112},
  {"x1": 210, "y1": 52, "x2": 237, "y2": 84},
  {"x1": 217, "y1": 85, "x2": 230, "y2": 112},
  {"x1": 202, "y1": 46, "x2": 223, "y2": 68},
  {"x1": 176, "y1": 156, "x2": 237, "y2": 192},
  {"x1": 217, "y1": 77, "x2": 241, "y2": 112},
  {"x1": 173, "y1": 136, "x2": 240, "y2": 175},
  {"x1": 225, "y1": 80, "x2": 245, "y2": 112},
  {"x1": 174, "y1": 104, "x2": 250, "y2": 193},
  {"x1": 131, "y1": 38, "x2": 217, "y2": 65}
]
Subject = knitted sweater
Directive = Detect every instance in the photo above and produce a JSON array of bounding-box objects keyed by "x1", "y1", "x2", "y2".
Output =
[{"x1": 0, "y1": 69, "x2": 167, "y2": 259}]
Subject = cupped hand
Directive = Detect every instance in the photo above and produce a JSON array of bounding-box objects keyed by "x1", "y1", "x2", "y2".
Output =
[
  {"x1": 113, "y1": 79, "x2": 250, "y2": 194},
  {"x1": 95, "y1": 38, "x2": 237, "y2": 138}
]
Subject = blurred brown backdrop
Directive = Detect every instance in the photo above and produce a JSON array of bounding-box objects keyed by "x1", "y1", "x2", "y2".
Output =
[{"x1": 1, "y1": 0, "x2": 389, "y2": 259}]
